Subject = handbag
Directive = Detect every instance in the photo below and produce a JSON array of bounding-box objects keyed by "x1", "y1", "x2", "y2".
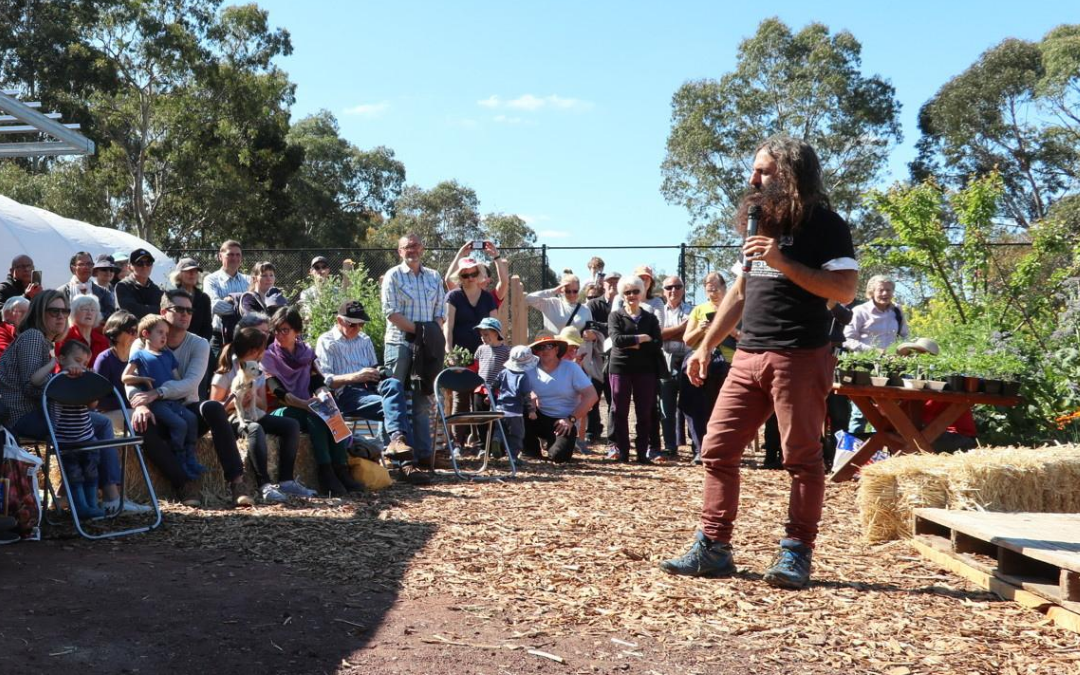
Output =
[{"x1": 0, "y1": 428, "x2": 43, "y2": 541}]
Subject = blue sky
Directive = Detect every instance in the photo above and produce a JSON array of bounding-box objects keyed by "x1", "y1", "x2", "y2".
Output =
[{"x1": 256, "y1": 0, "x2": 1076, "y2": 281}]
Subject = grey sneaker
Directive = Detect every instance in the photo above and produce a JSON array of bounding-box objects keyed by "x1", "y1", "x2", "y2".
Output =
[
  {"x1": 260, "y1": 483, "x2": 288, "y2": 503},
  {"x1": 659, "y1": 531, "x2": 736, "y2": 577},
  {"x1": 763, "y1": 538, "x2": 813, "y2": 589},
  {"x1": 277, "y1": 479, "x2": 317, "y2": 498}
]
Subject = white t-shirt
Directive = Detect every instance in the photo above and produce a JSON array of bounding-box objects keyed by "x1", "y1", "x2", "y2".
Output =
[
  {"x1": 211, "y1": 361, "x2": 267, "y2": 395},
  {"x1": 525, "y1": 359, "x2": 593, "y2": 419}
]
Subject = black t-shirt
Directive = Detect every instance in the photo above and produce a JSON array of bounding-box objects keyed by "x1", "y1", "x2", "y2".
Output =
[{"x1": 739, "y1": 206, "x2": 856, "y2": 351}]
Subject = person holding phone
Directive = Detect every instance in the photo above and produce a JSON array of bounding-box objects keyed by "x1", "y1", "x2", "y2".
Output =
[
  {"x1": 444, "y1": 241, "x2": 510, "y2": 303},
  {"x1": 0, "y1": 255, "x2": 42, "y2": 303}
]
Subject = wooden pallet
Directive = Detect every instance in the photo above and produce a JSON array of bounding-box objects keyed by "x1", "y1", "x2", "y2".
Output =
[{"x1": 911, "y1": 508, "x2": 1080, "y2": 633}]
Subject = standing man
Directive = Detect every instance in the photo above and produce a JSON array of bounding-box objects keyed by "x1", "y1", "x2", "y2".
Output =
[
  {"x1": 299, "y1": 255, "x2": 332, "y2": 310},
  {"x1": 204, "y1": 240, "x2": 250, "y2": 355},
  {"x1": 585, "y1": 271, "x2": 621, "y2": 444},
  {"x1": 115, "y1": 248, "x2": 164, "y2": 319},
  {"x1": 381, "y1": 233, "x2": 445, "y2": 468},
  {"x1": 660, "y1": 136, "x2": 858, "y2": 589},
  {"x1": 0, "y1": 255, "x2": 42, "y2": 302},
  {"x1": 60, "y1": 251, "x2": 116, "y2": 320},
  {"x1": 656, "y1": 275, "x2": 692, "y2": 459},
  {"x1": 315, "y1": 300, "x2": 430, "y2": 485}
]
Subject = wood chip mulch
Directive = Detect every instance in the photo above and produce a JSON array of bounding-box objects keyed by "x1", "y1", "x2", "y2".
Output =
[{"x1": 155, "y1": 452, "x2": 1080, "y2": 674}]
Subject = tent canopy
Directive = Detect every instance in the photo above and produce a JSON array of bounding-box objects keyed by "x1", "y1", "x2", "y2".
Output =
[{"x1": 0, "y1": 195, "x2": 172, "y2": 288}]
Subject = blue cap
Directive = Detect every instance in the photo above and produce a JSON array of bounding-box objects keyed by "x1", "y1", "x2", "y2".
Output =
[{"x1": 473, "y1": 317, "x2": 503, "y2": 339}]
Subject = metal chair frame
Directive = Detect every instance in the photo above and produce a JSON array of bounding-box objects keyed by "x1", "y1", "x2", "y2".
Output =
[
  {"x1": 433, "y1": 367, "x2": 516, "y2": 480},
  {"x1": 39, "y1": 371, "x2": 162, "y2": 539}
]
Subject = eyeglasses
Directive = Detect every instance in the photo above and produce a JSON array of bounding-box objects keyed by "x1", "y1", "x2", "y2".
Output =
[
  {"x1": 133, "y1": 260, "x2": 153, "y2": 267},
  {"x1": 312, "y1": 264, "x2": 329, "y2": 271},
  {"x1": 45, "y1": 307, "x2": 72, "y2": 317},
  {"x1": 166, "y1": 306, "x2": 193, "y2": 315},
  {"x1": 623, "y1": 289, "x2": 641, "y2": 297},
  {"x1": 663, "y1": 285, "x2": 684, "y2": 291},
  {"x1": 274, "y1": 326, "x2": 293, "y2": 335},
  {"x1": 459, "y1": 271, "x2": 479, "y2": 279}
]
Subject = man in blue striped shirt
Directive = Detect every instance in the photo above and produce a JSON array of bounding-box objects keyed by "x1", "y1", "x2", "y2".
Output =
[
  {"x1": 204, "y1": 240, "x2": 250, "y2": 352},
  {"x1": 315, "y1": 300, "x2": 429, "y2": 484},
  {"x1": 381, "y1": 233, "x2": 445, "y2": 465}
]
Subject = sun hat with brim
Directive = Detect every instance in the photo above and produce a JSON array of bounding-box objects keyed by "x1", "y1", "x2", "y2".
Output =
[
  {"x1": 93, "y1": 254, "x2": 120, "y2": 273},
  {"x1": 896, "y1": 337, "x2": 940, "y2": 356},
  {"x1": 112, "y1": 251, "x2": 130, "y2": 264},
  {"x1": 505, "y1": 345, "x2": 539, "y2": 372},
  {"x1": 529, "y1": 335, "x2": 568, "y2": 358},
  {"x1": 175, "y1": 257, "x2": 201, "y2": 272},
  {"x1": 474, "y1": 316, "x2": 503, "y2": 339},
  {"x1": 456, "y1": 257, "x2": 481, "y2": 273},
  {"x1": 633, "y1": 264, "x2": 655, "y2": 280},
  {"x1": 558, "y1": 326, "x2": 584, "y2": 347}
]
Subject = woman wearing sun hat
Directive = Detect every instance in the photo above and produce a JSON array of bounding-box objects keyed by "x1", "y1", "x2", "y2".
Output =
[
  {"x1": 522, "y1": 335, "x2": 599, "y2": 462},
  {"x1": 444, "y1": 255, "x2": 498, "y2": 449}
]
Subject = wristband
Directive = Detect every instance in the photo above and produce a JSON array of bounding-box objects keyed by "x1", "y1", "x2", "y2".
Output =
[{"x1": 493, "y1": 255, "x2": 501, "y2": 260}]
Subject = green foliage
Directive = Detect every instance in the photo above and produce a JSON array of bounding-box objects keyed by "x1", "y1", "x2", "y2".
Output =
[
  {"x1": 295, "y1": 264, "x2": 387, "y2": 362},
  {"x1": 662, "y1": 17, "x2": 902, "y2": 261}
]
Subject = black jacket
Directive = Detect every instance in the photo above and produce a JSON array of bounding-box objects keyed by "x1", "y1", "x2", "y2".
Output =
[
  {"x1": 392, "y1": 321, "x2": 446, "y2": 396},
  {"x1": 0, "y1": 275, "x2": 27, "y2": 303},
  {"x1": 60, "y1": 280, "x2": 116, "y2": 320},
  {"x1": 608, "y1": 308, "x2": 663, "y2": 375},
  {"x1": 115, "y1": 277, "x2": 163, "y2": 320}
]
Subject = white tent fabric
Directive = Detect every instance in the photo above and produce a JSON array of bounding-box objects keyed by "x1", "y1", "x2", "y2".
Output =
[{"x1": 0, "y1": 194, "x2": 172, "y2": 288}]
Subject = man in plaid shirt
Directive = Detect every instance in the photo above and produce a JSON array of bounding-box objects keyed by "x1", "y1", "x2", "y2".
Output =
[{"x1": 381, "y1": 233, "x2": 445, "y2": 464}]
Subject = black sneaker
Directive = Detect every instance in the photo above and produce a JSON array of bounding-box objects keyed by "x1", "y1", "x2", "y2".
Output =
[
  {"x1": 659, "y1": 531, "x2": 736, "y2": 577},
  {"x1": 763, "y1": 538, "x2": 813, "y2": 589}
]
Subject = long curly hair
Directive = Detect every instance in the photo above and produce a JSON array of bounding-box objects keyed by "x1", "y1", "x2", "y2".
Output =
[{"x1": 749, "y1": 135, "x2": 830, "y2": 232}]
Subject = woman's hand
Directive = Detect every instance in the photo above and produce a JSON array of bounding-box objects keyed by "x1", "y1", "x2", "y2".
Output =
[
  {"x1": 457, "y1": 242, "x2": 473, "y2": 255},
  {"x1": 130, "y1": 405, "x2": 156, "y2": 433},
  {"x1": 483, "y1": 241, "x2": 500, "y2": 258}
]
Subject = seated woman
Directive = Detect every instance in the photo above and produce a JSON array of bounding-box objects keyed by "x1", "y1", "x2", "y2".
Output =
[
  {"x1": 92, "y1": 310, "x2": 140, "y2": 429},
  {"x1": 57, "y1": 294, "x2": 110, "y2": 366},
  {"x1": 212, "y1": 326, "x2": 315, "y2": 502},
  {"x1": 522, "y1": 335, "x2": 598, "y2": 463},
  {"x1": 607, "y1": 275, "x2": 663, "y2": 464},
  {"x1": 240, "y1": 261, "x2": 287, "y2": 317},
  {"x1": 0, "y1": 296, "x2": 29, "y2": 356},
  {"x1": 262, "y1": 306, "x2": 362, "y2": 497},
  {"x1": 0, "y1": 291, "x2": 148, "y2": 515}
]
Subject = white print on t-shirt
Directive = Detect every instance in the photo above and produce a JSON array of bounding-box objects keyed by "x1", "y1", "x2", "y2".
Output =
[{"x1": 749, "y1": 258, "x2": 784, "y2": 279}]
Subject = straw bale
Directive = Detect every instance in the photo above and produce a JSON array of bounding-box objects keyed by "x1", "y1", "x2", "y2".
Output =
[{"x1": 858, "y1": 444, "x2": 1080, "y2": 543}]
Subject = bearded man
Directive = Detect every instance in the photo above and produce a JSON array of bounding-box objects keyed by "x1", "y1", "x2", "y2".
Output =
[{"x1": 660, "y1": 136, "x2": 858, "y2": 589}]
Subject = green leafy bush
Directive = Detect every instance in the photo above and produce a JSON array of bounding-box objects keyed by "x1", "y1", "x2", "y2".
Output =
[{"x1": 293, "y1": 264, "x2": 387, "y2": 362}]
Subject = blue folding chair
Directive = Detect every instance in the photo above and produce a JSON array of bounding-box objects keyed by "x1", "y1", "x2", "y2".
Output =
[
  {"x1": 433, "y1": 367, "x2": 516, "y2": 480},
  {"x1": 40, "y1": 371, "x2": 162, "y2": 539}
]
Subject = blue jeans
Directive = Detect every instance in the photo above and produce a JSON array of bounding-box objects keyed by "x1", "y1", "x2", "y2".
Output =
[
  {"x1": 15, "y1": 408, "x2": 120, "y2": 488},
  {"x1": 150, "y1": 399, "x2": 198, "y2": 455},
  {"x1": 334, "y1": 378, "x2": 408, "y2": 439},
  {"x1": 384, "y1": 343, "x2": 432, "y2": 459},
  {"x1": 659, "y1": 353, "x2": 688, "y2": 451}
]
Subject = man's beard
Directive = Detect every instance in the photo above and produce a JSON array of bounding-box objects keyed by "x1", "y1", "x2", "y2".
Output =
[{"x1": 735, "y1": 182, "x2": 792, "y2": 238}]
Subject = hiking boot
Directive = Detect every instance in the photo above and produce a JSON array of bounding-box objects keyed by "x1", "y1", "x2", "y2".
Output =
[
  {"x1": 762, "y1": 538, "x2": 813, "y2": 589},
  {"x1": 333, "y1": 464, "x2": 365, "y2": 494},
  {"x1": 178, "y1": 481, "x2": 202, "y2": 508},
  {"x1": 230, "y1": 482, "x2": 255, "y2": 508},
  {"x1": 384, "y1": 435, "x2": 414, "y2": 461},
  {"x1": 277, "y1": 479, "x2": 317, "y2": 498},
  {"x1": 659, "y1": 531, "x2": 736, "y2": 577},
  {"x1": 317, "y1": 464, "x2": 346, "y2": 497},
  {"x1": 260, "y1": 483, "x2": 288, "y2": 503},
  {"x1": 397, "y1": 462, "x2": 432, "y2": 485}
]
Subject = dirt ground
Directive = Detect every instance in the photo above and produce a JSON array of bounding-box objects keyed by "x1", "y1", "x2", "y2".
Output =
[{"x1": 2, "y1": 447, "x2": 1079, "y2": 675}]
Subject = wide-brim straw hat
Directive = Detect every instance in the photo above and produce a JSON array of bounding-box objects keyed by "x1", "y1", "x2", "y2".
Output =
[
  {"x1": 558, "y1": 326, "x2": 584, "y2": 347},
  {"x1": 896, "y1": 337, "x2": 940, "y2": 356},
  {"x1": 529, "y1": 335, "x2": 568, "y2": 358}
]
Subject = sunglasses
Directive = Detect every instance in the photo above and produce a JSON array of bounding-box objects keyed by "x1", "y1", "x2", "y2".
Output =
[
  {"x1": 312, "y1": 264, "x2": 329, "y2": 271},
  {"x1": 563, "y1": 288, "x2": 580, "y2": 294},
  {"x1": 166, "y1": 305, "x2": 193, "y2": 315},
  {"x1": 623, "y1": 289, "x2": 641, "y2": 297},
  {"x1": 45, "y1": 307, "x2": 72, "y2": 317},
  {"x1": 535, "y1": 343, "x2": 559, "y2": 351},
  {"x1": 133, "y1": 260, "x2": 153, "y2": 267},
  {"x1": 459, "y1": 271, "x2": 479, "y2": 279},
  {"x1": 663, "y1": 285, "x2": 684, "y2": 291}
]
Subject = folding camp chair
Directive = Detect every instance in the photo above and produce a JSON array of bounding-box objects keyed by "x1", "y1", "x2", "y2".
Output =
[
  {"x1": 433, "y1": 367, "x2": 516, "y2": 480},
  {"x1": 40, "y1": 371, "x2": 162, "y2": 539}
]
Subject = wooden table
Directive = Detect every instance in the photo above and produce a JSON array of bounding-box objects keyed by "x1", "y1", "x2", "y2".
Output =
[{"x1": 830, "y1": 383, "x2": 1021, "y2": 482}]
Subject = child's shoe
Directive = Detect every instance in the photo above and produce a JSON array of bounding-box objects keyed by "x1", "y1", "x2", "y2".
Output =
[
  {"x1": 183, "y1": 451, "x2": 209, "y2": 477},
  {"x1": 77, "y1": 482, "x2": 105, "y2": 520}
]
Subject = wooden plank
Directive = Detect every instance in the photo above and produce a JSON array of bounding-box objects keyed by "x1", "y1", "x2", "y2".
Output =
[
  {"x1": 833, "y1": 383, "x2": 1020, "y2": 407},
  {"x1": 910, "y1": 539, "x2": 1080, "y2": 634},
  {"x1": 847, "y1": 395, "x2": 892, "y2": 434},
  {"x1": 919, "y1": 402, "x2": 970, "y2": 445},
  {"x1": 876, "y1": 397, "x2": 934, "y2": 453},
  {"x1": 914, "y1": 509, "x2": 1080, "y2": 573}
]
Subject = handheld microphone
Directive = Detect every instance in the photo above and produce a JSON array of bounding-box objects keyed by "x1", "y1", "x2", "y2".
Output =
[{"x1": 743, "y1": 204, "x2": 761, "y2": 273}]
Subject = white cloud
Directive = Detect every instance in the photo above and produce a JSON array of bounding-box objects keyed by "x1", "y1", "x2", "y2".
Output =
[
  {"x1": 477, "y1": 94, "x2": 592, "y2": 112},
  {"x1": 343, "y1": 101, "x2": 390, "y2": 117},
  {"x1": 538, "y1": 229, "x2": 571, "y2": 239}
]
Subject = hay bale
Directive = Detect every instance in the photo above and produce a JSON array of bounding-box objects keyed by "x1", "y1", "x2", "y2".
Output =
[
  {"x1": 857, "y1": 444, "x2": 1080, "y2": 543},
  {"x1": 122, "y1": 432, "x2": 322, "y2": 505}
]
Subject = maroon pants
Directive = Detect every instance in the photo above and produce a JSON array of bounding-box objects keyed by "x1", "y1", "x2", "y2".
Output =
[{"x1": 699, "y1": 346, "x2": 834, "y2": 547}]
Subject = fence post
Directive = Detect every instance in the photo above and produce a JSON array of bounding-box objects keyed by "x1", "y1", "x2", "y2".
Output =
[
  {"x1": 540, "y1": 244, "x2": 548, "y2": 288},
  {"x1": 678, "y1": 243, "x2": 686, "y2": 282}
]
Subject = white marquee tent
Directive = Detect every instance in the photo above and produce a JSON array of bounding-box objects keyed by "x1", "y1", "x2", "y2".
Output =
[{"x1": 0, "y1": 195, "x2": 172, "y2": 288}]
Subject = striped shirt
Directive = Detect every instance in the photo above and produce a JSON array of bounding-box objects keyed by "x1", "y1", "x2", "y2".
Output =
[
  {"x1": 315, "y1": 326, "x2": 379, "y2": 388},
  {"x1": 656, "y1": 300, "x2": 693, "y2": 360},
  {"x1": 204, "y1": 268, "x2": 251, "y2": 334},
  {"x1": 381, "y1": 262, "x2": 445, "y2": 346},
  {"x1": 48, "y1": 401, "x2": 94, "y2": 444},
  {"x1": 475, "y1": 343, "x2": 511, "y2": 389}
]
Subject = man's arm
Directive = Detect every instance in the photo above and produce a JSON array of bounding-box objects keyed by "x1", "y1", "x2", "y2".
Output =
[
  {"x1": 205, "y1": 273, "x2": 236, "y2": 316},
  {"x1": 660, "y1": 318, "x2": 688, "y2": 341},
  {"x1": 159, "y1": 338, "x2": 208, "y2": 401}
]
